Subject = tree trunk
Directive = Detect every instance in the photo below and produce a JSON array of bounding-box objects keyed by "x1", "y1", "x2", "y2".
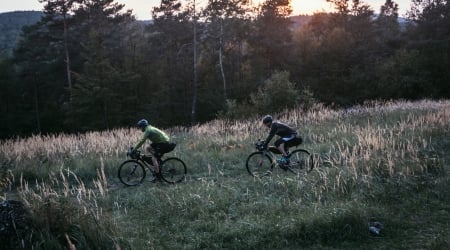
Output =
[
  {"x1": 33, "y1": 74, "x2": 41, "y2": 133},
  {"x1": 191, "y1": 0, "x2": 198, "y2": 125},
  {"x1": 219, "y1": 19, "x2": 227, "y2": 101}
]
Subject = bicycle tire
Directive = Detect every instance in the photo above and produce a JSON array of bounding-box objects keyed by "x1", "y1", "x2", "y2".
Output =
[
  {"x1": 160, "y1": 157, "x2": 187, "y2": 184},
  {"x1": 288, "y1": 149, "x2": 314, "y2": 173},
  {"x1": 118, "y1": 160, "x2": 146, "y2": 186},
  {"x1": 246, "y1": 152, "x2": 274, "y2": 177}
]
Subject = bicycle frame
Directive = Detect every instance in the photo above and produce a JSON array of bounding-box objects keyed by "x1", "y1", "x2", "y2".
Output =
[
  {"x1": 141, "y1": 154, "x2": 159, "y2": 168},
  {"x1": 136, "y1": 153, "x2": 162, "y2": 175},
  {"x1": 259, "y1": 145, "x2": 297, "y2": 172},
  {"x1": 246, "y1": 140, "x2": 313, "y2": 177}
]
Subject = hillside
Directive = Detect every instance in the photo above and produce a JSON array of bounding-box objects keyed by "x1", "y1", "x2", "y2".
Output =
[
  {"x1": 1, "y1": 99, "x2": 449, "y2": 249},
  {"x1": 0, "y1": 11, "x2": 42, "y2": 58}
]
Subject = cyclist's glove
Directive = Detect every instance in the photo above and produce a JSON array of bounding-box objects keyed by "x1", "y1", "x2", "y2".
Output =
[
  {"x1": 258, "y1": 143, "x2": 267, "y2": 151},
  {"x1": 127, "y1": 147, "x2": 138, "y2": 159}
]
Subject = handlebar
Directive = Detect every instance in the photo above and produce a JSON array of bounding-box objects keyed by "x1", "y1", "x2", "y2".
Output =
[{"x1": 255, "y1": 140, "x2": 266, "y2": 151}]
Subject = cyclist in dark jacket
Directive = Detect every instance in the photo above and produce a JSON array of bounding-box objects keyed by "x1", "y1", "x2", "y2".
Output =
[{"x1": 262, "y1": 115, "x2": 300, "y2": 165}]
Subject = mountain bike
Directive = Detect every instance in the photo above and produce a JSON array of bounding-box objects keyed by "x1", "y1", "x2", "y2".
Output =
[
  {"x1": 246, "y1": 140, "x2": 313, "y2": 177},
  {"x1": 118, "y1": 148, "x2": 187, "y2": 186}
]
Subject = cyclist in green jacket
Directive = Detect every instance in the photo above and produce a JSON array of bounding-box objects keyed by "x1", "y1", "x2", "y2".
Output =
[{"x1": 132, "y1": 119, "x2": 173, "y2": 175}]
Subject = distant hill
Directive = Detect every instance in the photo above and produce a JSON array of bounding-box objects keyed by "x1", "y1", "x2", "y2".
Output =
[{"x1": 0, "y1": 11, "x2": 43, "y2": 58}]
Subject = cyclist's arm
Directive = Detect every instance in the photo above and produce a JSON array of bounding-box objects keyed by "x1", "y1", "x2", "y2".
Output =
[
  {"x1": 134, "y1": 130, "x2": 150, "y2": 149},
  {"x1": 263, "y1": 124, "x2": 277, "y2": 146}
]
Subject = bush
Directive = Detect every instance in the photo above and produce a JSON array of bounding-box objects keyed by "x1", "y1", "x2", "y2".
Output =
[
  {"x1": 218, "y1": 71, "x2": 317, "y2": 119},
  {"x1": 251, "y1": 71, "x2": 300, "y2": 113}
]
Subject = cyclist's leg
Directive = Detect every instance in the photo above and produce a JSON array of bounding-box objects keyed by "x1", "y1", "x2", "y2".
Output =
[
  {"x1": 275, "y1": 137, "x2": 292, "y2": 157},
  {"x1": 148, "y1": 144, "x2": 162, "y2": 174}
]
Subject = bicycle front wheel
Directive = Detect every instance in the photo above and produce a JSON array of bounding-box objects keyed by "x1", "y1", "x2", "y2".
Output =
[
  {"x1": 160, "y1": 157, "x2": 187, "y2": 184},
  {"x1": 118, "y1": 160, "x2": 146, "y2": 186},
  {"x1": 288, "y1": 149, "x2": 314, "y2": 173},
  {"x1": 246, "y1": 152, "x2": 273, "y2": 177}
]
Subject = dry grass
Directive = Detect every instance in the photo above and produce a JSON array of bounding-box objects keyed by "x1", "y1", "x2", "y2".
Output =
[{"x1": 2, "y1": 99, "x2": 447, "y2": 163}]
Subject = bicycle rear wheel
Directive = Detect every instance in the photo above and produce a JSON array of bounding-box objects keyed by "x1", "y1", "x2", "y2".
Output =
[
  {"x1": 288, "y1": 149, "x2": 314, "y2": 173},
  {"x1": 246, "y1": 152, "x2": 273, "y2": 177},
  {"x1": 118, "y1": 160, "x2": 146, "y2": 186},
  {"x1": 160, "y1": 157, "x2": 187, "y2": 184}
]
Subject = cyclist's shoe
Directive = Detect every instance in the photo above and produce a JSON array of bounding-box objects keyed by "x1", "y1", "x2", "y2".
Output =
[
  {"x1": 278, "y1": 156, "x2": 290, "y2": 170},
  {"x1": 151, "y1": 172, "x2": 163, "y2": 183},
  {"x1": 277, "y1": 156, "x2": 289, "y2": 164}
]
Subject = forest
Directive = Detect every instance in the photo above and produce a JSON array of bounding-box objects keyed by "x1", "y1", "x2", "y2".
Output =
[{"x1": 0, "y1": 0, "x2": 449, "y2": 139}]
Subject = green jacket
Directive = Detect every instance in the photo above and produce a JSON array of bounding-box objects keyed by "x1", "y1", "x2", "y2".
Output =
[{"x1": 135, "y1": 125, "x2": 170, "y2": 149}]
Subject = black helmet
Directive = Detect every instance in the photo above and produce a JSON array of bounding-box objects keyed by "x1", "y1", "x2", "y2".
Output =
[
  {"x1": 137, "y1": 119, "x2": 149, "y2": 128},
  {"x1": 262, "y1": 115, "x2": 273, "y2": 124}
]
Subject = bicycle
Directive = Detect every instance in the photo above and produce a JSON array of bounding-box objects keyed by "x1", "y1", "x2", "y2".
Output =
[
  {"x1": 118, "y1": 148, "x2": 187, "y2": 186},
  {"x1": 246, "y1": 140, "x2": 313, "y2": 177}
]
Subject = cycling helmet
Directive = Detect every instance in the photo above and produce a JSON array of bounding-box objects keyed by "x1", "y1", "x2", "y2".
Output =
[
  {"x1": 137, "y1": 119, "x2": 149, "y2": 128},
  {"x1": 262, "y1": 115, "x2": 273, "y2": 124}
]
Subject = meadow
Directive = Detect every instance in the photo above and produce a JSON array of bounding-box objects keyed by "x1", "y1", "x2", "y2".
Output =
[{"x1": 1, "y1": 99, "x2": 449, "y2": 249}]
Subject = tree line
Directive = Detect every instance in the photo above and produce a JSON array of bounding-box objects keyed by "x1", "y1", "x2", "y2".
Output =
[{"x1": 0, "y1": 0, "x2": 449, "y2": 139}]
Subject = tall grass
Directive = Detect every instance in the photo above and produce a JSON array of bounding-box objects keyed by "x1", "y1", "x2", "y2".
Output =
[{"x1": 1, "y1": 99, "x2": 449, "y2": 249}]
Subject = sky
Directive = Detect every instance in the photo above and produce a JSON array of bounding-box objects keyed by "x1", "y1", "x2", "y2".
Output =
[{"x1": 1, "y1": 0, "x2": 413, "y2": 20}]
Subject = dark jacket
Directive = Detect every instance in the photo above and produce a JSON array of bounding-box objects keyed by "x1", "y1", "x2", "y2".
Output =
[{"x1": 264, "y1": 121, "x2": 297, "y2": 146}]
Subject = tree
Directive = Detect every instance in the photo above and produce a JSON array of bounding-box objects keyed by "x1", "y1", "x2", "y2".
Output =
[
  {"x1": 374, "y1": 0, "x2": 401, "y2": 54},
  {"x1": 202, "y1": 0, "x2": 249, "y2": 102},
  {"x1": 13, "y1": 20, "x2": 68, "y2": 134},
  {"x1": 67, "y1": 0, "x2": 137, "y2": 129},
  {"x1": 0, "y1": 58, "x2": 21, "y2": 138},
  {"x1": 72, "y1": 33, "x2": 138, "y2": 130},
  {"x1": 249, "y1": 0, "x2": 293, "y2": 76},
  {"x1": 405, "y1": 0, "x2": 450, "y2": 97},
  {"x1": 150, "y1": 0, "x2": 194, "y2": 125},
  {"x1": 39, "y1": 0, "x2": 77, "y2": 100}
]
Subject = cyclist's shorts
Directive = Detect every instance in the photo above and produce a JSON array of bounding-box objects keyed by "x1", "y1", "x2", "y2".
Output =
[
  {"x1": 151, "y1": 142, "x2": 176, "y2": 157},
  {"x1": 275, "y1": 136, "x2": 302, "y2": 148}
]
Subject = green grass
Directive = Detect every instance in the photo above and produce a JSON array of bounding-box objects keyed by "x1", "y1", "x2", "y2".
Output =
[{"x1": 1, "y1": 99, "x2": 449, "y2": 249}]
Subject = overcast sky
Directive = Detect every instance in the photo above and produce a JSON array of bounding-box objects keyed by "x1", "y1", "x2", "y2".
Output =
[{"x1": 1, "y1": 0, "x2": 413, "y2": 20}]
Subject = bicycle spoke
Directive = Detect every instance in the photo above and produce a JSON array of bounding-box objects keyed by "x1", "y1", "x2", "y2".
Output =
[
  {"x1": 246, "y1": 152, "x2": 273, "y2": 177},
  {"x1": 289, "y1": 149, "x2": 313, "y2": 173},
  {"x1": 118, "y1": 160, "x2": 146, "y2": 186},
  {"x1": 160, "y1": 158, "x2": 186, "y2": 184}
]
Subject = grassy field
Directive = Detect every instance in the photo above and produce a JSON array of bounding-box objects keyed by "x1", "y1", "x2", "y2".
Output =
[{"x1": 1, "y1": 99, "x2": 449, "y2": 249}]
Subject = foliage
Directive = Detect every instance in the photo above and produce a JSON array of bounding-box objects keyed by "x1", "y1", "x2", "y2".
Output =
[
  {"x1": 216, "y1": 98, "x2": 254, "y2": 120},
  {"x1": 17, "y1": 167, "x2": 125, "y2": 249},
  {"x1": 250, "y1": 70, "x2": 301, "y2": 113},
  {"x1": 217, "y1": 71, "x2": 316, "y2": 119}
]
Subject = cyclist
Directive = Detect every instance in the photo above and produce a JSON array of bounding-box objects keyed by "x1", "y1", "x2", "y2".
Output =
[
  {"x1": 262, "y1": 115, "x2": 301, "y2": 166},
  {"x1": 132, "y1": 119, "x2": 175, "y2": 176}
]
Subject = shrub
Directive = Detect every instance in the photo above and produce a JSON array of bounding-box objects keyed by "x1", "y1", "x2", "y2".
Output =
[{"x1": 218, "y1": 71, "x2": 317, "y2": 119}]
